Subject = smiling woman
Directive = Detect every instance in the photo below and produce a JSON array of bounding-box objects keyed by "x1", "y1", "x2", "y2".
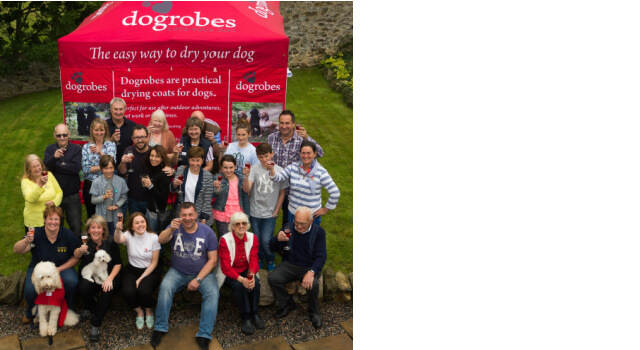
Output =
[{"x1": 21, "y1": 154, "x2": 63, "y2": 229}]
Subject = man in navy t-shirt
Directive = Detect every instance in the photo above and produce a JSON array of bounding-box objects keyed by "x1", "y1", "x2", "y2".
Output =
[{"x1": 151, "y1": 202, "x2": 219, "y2": 350}]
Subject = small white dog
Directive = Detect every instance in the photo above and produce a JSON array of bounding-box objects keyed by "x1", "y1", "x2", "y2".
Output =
[
  {"x1": 31, "y1": 261, "x2": 79, "y2": 337},
  {"x1": 81, "y1": 250, "x2": 111, "y2": 284}
]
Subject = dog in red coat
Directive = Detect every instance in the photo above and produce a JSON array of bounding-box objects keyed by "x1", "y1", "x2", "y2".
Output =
[{"x1": 32, "y1": 261, "x2": 79, "y2": 337}]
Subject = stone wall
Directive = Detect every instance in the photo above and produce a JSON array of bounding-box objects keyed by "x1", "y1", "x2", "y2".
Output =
[
  {"x1": 281, "y1": 1, "x2": 353, "y2": 68},
  {"x1": 0, "y1": 1, "x2": 353, "y2": 100}
]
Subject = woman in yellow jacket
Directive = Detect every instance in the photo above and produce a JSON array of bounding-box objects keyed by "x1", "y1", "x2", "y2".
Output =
[{"x1": 21, "y1": 154, "x2": 62, "y2": 230}]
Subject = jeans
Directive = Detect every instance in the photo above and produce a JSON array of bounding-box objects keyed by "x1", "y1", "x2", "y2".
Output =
[
  {"x1": 60, "y1": 193, "x2": 82, "y2": 237},
  {"x1": 24, "y1": 267, "x2": 78, "y2": 319},
  {"x1": 128, "y1": 198, "x2": 148, "y2": 217},
  {"x1": 154, "y1": 268, "x2": 219, "y2": 339},
  {"x1": 107, "y1": 221, "x2": 115, "y2": 237},
  {"x1": 146, "y1": 210, "x2": 159, "y2": 233},
  {"x1": 249, "y1": 216, "x2": 276, "y2": 263}
]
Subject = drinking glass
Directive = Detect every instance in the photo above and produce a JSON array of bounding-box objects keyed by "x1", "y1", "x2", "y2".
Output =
[
  {"x1": 176, "y1": 139, "x2": 184, "y2": 162},
  {"x1": 81, "y1": 235, "x2": 89, "y2": 255},
  {"x1": 283, "y1": 227, "x2": 291, "y2": 251},
  {"x1": 127, "y1": 151, "x2": 134, "y2": 173},
  {"x1": 115, "y1": 128, "x2": 121, "y2": 145},
  {"x1": 27, "y1": 227, "x2": 35, "y2": 248},
  {"x1": 60, "y1": 148, "x2": 67, "y2": 166}
]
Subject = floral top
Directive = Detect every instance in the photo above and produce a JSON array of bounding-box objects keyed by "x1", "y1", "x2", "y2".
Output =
[{"x1": 82, "y1": 141, "x2": 117, "y2": 181}]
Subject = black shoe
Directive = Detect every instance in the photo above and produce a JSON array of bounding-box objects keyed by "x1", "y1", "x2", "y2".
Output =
[
  {"x1": 195, "y1": 336, "x2": 210, "y2": 350},
  {"x1": 241, "y1": 319, "x2": 256, "y2": 335},
  {"x1": 150, "y1": 330, "x2": 166, "y2": 346},
  {"x1": 310, "y1": 313, "x2": 322, "y2": 329},
  {"x1": 274, "y1": 301, "x2": 297, "y2": 318},
  {"x1": 89, "y1": 326, "x2": 100, "y2": 342},
  {"x1": 251, "y1": 313, "x2": 265, "y2": 329}
]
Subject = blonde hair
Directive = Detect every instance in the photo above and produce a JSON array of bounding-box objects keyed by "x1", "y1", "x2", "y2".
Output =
[
  {"x1": 150, "y1": 109, "x2": 169, "y2": 131},
  {"x1": 90, "y1": 118, "x2": 111, "y2": 144},
  {"x1": 22, "y1": 154, "x2": 45, "y2": 181},
  {"x1": 84, "y1": 215, "x2": 109, "y2": 241},
  {"x1": 228, "y1": 211, "x2": 250, "y2": 233}
]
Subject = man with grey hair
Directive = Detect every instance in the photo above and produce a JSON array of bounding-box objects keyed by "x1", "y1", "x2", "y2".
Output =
[
  {"x1": 106, "y1": 97, "x2": 138, "y2": 165},
  {"x1": 43, "y1": 124, "x2": 83, "y2": 236},
  {"x1": 268, "y1": 206, "x2": 327, "y2": 329}
]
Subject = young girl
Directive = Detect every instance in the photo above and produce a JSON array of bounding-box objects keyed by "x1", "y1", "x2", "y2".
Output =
[
  {"x1": 224, "y1": 119, "x2": 258, "y2": 172},
  {"x1": 90, "y1": 155, "x2": 128, "y2": 235},
  {"x1": 212, "y1": 155, "x2": 250, "y2": 236}
]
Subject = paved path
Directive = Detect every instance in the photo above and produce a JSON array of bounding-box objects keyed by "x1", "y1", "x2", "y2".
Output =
[{"x1": 0, "y1": 318, "x2": 353, "y2": 350}]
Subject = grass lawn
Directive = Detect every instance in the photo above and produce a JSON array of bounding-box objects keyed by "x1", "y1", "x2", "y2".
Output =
[{"x1": 0, "y1": 67, "x2": 353, "y2": 275}]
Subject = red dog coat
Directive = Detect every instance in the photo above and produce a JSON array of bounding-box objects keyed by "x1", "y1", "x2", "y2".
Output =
[{"x1": 34, "y1": 277, "x2": 68, "y2": 328}]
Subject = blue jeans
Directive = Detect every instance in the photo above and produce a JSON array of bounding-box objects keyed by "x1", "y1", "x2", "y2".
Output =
[
  {"x1": 250, "y1": 216, "x2": 276, "y2": 263},
  {"x1": 154, "y1": 268, "x2": 219, "y2": 339},
  {"x1": 127, "y1": 199, "x2": 148, "y2": 217},
  {"x1": 107, "y1": 221, "x2": 115, "y2": 236},
  {"x1": 145, "y1": 210, "x2": 159, "y2": 233},
  {"x1": 24, "y1": 267, "x2": 78, "y2": 319}
]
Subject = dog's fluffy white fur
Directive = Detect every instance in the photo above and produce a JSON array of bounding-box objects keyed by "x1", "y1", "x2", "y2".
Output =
[
  {"x1": 81, "y1": 249, "x2": 111, "y2": 284},
  {"x1": 31, "y1": 261, "x2": 79, "y2": 337}
]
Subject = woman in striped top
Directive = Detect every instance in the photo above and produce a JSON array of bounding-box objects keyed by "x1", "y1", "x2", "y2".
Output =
[{"x1": 269, "y1": 140, "x2": 340, "y2": 226}]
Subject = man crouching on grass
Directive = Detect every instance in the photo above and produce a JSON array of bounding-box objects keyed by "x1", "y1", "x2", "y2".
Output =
[{"x1": 150, "y1": 202, "x2": 219, "y2": 350}]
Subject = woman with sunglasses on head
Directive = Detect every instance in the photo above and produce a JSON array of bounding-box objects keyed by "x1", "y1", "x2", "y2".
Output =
[
  {"x1": 216, "y1": 211, "x2": 264, "y2": 335},
  {"x1": 171, "y1": 146, "x2": 214, "y2": 228},
  {"x1": 174, "y1": 116, "x2": 219, "y2": 173},
  {"x1": 82, "y1": 118, "x2": 117, "y2": 218}
]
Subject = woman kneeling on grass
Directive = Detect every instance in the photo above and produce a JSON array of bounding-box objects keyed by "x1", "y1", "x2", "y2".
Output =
[
  {"x1": 216, "y1": 211, "x2": 264, "y2": 335},
  {"x1": 114, "y1": 212, "x2": 162, "y2": 330}
]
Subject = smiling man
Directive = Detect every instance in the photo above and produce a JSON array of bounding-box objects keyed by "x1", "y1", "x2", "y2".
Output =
[
  {"x1": 151, "y1": 202, "x2": 220, "y2": 350},
  {"x1": 267, "y1": 110, "x2": 323, "y2": 225},
  {"x1": 118, "y1": 125, "x2": 150, "y2": 216},
  {"x1": 43, "y1": 124, "x2": 83, "y2": 236},
  {"x1": 106, "y1": 97, "x2": 137, "y2": 165}
]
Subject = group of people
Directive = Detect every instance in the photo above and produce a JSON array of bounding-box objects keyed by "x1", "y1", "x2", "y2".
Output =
[{"x1": 16, "y1": 98, "x2": 340, "y2": 349}]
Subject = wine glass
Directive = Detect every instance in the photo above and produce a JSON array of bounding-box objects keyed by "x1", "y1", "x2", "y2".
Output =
[
  {"x1": 176, "y1": 138, "x2": 184, "y2": 163},
  {"x1": 81, "y1": 235, "x2": 89, "y2": 255},
  {"x1": 60, "y1": 148, "x2": 67, "y2": 166},
  {"x1": 117, "y1": 212, "x2": 124, "y2": 224},
  {"x1": 177, "y1": 174, "x2": 184, "y2": 196},
  {"x1": 283, "y1": 227, "x2": 291, "y2": 251},
  {"x1": 115, "y1": 128, "x2": 121, "y2": 145},
  {"x1": 27, "y1": 227, "x2": 35, "y2": 248},
  {"x1": 127, "y1": 151, "x2": 134, "y2": 173}
]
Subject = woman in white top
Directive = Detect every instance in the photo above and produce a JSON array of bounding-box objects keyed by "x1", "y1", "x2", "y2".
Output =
[{"x1": 114, "y1": 212, "x2": 161, "y2": 330}]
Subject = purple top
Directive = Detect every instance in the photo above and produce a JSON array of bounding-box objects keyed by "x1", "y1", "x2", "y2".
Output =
[{"x1": 167, "y1": 222, "x2": 218, "y2": 275}]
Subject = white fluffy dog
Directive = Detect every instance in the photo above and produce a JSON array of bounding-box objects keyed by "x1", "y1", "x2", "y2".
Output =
[
  {"x1": 31, "y1": 261, "x2": 79, "y2": 337},
  {"x1": 81, "y1": 250, "x2": 111, "y2": 284}
]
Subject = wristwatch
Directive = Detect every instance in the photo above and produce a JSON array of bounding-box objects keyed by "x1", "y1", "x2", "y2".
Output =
[{"x1": 196, "y1": 277, "x2": 203, "y2": 283}]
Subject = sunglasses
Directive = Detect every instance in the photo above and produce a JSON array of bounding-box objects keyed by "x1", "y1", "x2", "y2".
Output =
[
  {"x1": 234, "y1": 222, "x2": 248, "y2": 226},
  {"x1": 55, "y1": 134, "x2": 69, "y2": 138}
]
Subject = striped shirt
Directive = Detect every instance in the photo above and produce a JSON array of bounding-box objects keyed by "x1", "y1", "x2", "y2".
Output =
[{"x1": 270, "y1": 160, "x2": 339, "y2": 213}]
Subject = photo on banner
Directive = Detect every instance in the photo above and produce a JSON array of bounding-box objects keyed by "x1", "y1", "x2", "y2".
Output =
[
  {"x1": 64, "y1": 102, "x2": 110, "y2": 141},
  {"x1": 231, "y1": 102, "x2": 283, "y2": 143}
]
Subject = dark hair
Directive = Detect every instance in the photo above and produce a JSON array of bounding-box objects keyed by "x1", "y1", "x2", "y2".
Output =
[
  {"x1": 236, "y1": 119, "x2": 251, "y2": 135},
  {"x1": 126, "y1": 212, "x2": 149, "y2": 233},
  {"x1": 220, "y1": 154, "x2": 236, "y2": 167},
  {"x1": 43, "y1": 205, "x2": 64, "y2": 222},
  {"x1": 255, "y1": 142, "x2": 273, "y2": 156},
  {"x1": 99, "y1": 154, "x2": 116, "y2": 169},
  {"x1": 186, "y1": 117, "x2": 204, "y2": 133},
  {"x1": 180, "y1": 202, "x2": 196, "y2": 212},
  {"x1": 145, "y1": 145, "x2": 169, "y2": 168},
  {"x1": 300, "y1": 140, "x2": 317, "y2": 154},
  {"x1": 279, "y1": 110, "x2": 295, "y2": 123},
  {"x1": 187, "y1": 146, "x2": 205, "y2": 160},
  {"x1": 132, "y1": 124, "x2": 149, "y2": 136}
]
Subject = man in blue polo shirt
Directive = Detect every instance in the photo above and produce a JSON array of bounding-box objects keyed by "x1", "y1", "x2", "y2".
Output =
[
  {"x1": 268, "y1": 206, "x2": 327, "y2": 329},
  {"x1": 151, "y1": 202, "x2": 219, "y2": 350}
]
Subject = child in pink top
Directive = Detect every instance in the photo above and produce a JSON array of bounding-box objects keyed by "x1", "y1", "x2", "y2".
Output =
[{"x1": 212, "y1": 155, "x2": 250, "y2": 237}]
